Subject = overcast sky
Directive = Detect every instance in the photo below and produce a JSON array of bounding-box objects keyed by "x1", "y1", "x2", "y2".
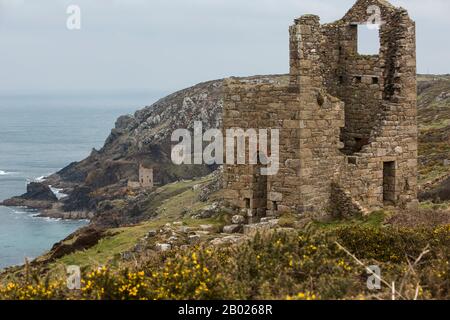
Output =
[{"x1": 0, "y1": 0, "x2": 449, "y2": 95}]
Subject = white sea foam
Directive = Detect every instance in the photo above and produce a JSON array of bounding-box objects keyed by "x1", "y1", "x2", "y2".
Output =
[
  {"x1": 0, "y1": 170, "x2": 13, "y2": 176},
  {"x1": 49, "y1": 186, "x2": 68, "y2": 200},
  {"x1": 42, "y1": 216, "x2": 61, "y2": 222},
  {"x1": 12, "y1": 209, "x2": 27, "y2": 214},
  {"x1": 35, "y1": 176, "x2": 46, "y2": 182}
]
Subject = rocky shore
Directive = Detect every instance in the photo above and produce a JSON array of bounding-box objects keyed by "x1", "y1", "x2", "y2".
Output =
[
  {"x1": 0, "y1": 182, "x2": 57, "y2": 210},
  {"x1": 0, "y1": 181, "x2": 93, "y2": 220}
]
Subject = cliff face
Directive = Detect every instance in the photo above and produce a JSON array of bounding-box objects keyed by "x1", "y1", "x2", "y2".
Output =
[
  {"x1": 417, "y1": 75, "x2": 450, "y2": 200},
  {"x1": 3, "y1": 74, "x2": 449, "y2": 225},
  {"x1": 37, "y1": 75, "x2": 284, "y2": 225},
  {"x1": 52, "y1": 79, "x2": 226, "y2": 189},
  {"x1": 49, "y1": 75, "x2": 287, "y2": 188}
]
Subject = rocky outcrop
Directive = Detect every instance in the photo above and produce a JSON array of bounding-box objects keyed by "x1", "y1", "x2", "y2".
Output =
[
  {"x1": 1, "y1": 182, "x2": 57, "y2": 209},
  {"x1": 23, "y1": 182, "x2": 58, "y2": 201},
  {"x1": 61, "y1": 186, "x2": 96, "y2": 212},
  {"x1": 47, "y1": 227, "x2": 106, "y2": 261},
  {"x1": 417, "y1": 75, "x2": 450, "y2": 192},
  {"x1": 419, "y1": 176, "x2": 450, "y2": 202},
  {"x1": 47, "y1": 79, "x2": 229, "y2": 190}
]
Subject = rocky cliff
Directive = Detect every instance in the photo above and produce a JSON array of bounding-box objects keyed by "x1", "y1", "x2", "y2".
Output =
[
  {"x1": 2, "y1": 74, "x2": 450, "y2": 225},
  {"x1": 10, "y1": 75, "x2": 282, "y2": 225},
  {"x1": 417, "y1": 74, "x2": 450, "y2": 200},
  {"x1": 50, "y1": 79, "x2": 226, "y2": 189}
]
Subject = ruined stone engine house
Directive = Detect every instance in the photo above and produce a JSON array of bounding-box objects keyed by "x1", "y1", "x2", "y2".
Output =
[{"x1": 223, "y1": 0, "x2": 418, "y2": 220}]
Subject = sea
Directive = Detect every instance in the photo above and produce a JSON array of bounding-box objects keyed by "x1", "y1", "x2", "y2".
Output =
[{"x1": 0, "y1": 91, "x2": 159, "y2": 270}]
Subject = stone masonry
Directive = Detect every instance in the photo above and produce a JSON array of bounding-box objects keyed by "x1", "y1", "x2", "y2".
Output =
[
  {"x1": 128, "y1": 164, "x2": 154, "y2": 189},
  {"x1": 223, "y1": 0, "x2": 418, "y2": 221}
]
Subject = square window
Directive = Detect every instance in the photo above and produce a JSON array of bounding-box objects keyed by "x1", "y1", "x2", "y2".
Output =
[{"x1": 357, "y1": 24, "x2": 380, "y2": 55}]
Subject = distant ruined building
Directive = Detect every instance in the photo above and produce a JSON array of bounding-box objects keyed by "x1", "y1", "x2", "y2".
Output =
[
  {"x1": 128, "y1": 164, "x2": 154, "y2": 189},
  {"x1": 223, "y1": 0, "x2": 418, "y2": 220}
]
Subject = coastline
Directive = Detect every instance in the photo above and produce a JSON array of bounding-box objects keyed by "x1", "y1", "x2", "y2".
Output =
[
  {"x1": 0, "y1": 204, "x2": 89, "y2": 270},
  {"x1": 0, "y1": 100, "x2": 140, "y2": 272},
  {"x1": 0, "y1": 175, "x2": 94, "y2": 221}
]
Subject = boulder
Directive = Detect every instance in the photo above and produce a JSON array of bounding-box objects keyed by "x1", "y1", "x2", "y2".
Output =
[
  {"x1": 243, "y1": 222, "x2": 272, "y2": 236},
  {"x1": 155, "y1": 243, "x2": 171, "y2": 252},
  {"x1": 210, "y1": 235, "x2": 246, "y2": 246},
  {"x1": 188, "y1": 235, "x2": 201, "y2": 244},
  {"x1": 223, "y1": 224, "x2": 242, "y2": 234},
  {"x1": 199, "y1": 224, "x2": 215, "y2": 231},
  {"x1": 232, "y1": 215, "x2": 246, "y2": 225}
]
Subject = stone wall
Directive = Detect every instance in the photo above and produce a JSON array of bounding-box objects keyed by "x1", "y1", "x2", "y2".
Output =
[
  {"x1": 223, "y1": 77, "x2": 301, "y2": 220},
  {"x1": 223, "y1": 0, "x2": 418, "y2": 221},
  {"x1": 128, "y1": 164, "x2": 154, "y2": 189},
  {"x1": 334, "y1": 0, "x2": 418, "y2": 211},
  {"x1": 139, "y1": 165, "x2": 154, "y2": 188}
]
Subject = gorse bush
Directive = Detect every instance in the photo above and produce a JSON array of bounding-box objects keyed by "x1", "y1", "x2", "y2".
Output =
[
  {"x1": 335, "y1": 224, "x2": 450, "y2": 262},
  {"x1": 1, "y1": 224, "x2": 449, "y2": 300},
  {"x1": 335, "y1": 226, "x2": 427, "y2": 263}
]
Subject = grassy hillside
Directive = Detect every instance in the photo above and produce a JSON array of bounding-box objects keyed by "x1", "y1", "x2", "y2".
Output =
[
  {"x1": 1, "y1": 216, "x2": 449, "y2": 300},
  {"x1": 418, "y1": 74, "x2": 450, "y2": 185}
]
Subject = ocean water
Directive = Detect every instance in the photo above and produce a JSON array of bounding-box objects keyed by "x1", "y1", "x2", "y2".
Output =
[{"x1": 0, "y1": 92, "x2": 158, "y2": 269}]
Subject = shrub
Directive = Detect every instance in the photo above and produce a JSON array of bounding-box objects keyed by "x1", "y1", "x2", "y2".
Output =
[{"x1": 1, "y1": 224, "x2": 449, "y2": 300}]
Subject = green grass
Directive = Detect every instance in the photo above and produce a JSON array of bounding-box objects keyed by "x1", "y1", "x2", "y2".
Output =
[
  {"x1": 55, "y1": 221, "x2": 162, "y2": 268},
  {"x1": 312, "y1": 210, "x2": 386, "y2": 230},
  {"x1": 140, "y1": 176, "x2": 213, "y2": 217},
  {"x1": 54, "y1": 215, "x2": 226, "y2": 270},
  {"x1": 419, "y1": 200, "x2": 450, "y2": 211},
  {"x1": 278, "y1": 212, "x2": 298, "y2": 228},
  {"x1": 75, "y1": 191, "x2": 388, "y2": 271},
  {"x1": 51, "y1": 176, "x2": 221, "y2": 269},
  {"x1": 4, "y1": 224, "x2": 450, "y2": 300}
]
